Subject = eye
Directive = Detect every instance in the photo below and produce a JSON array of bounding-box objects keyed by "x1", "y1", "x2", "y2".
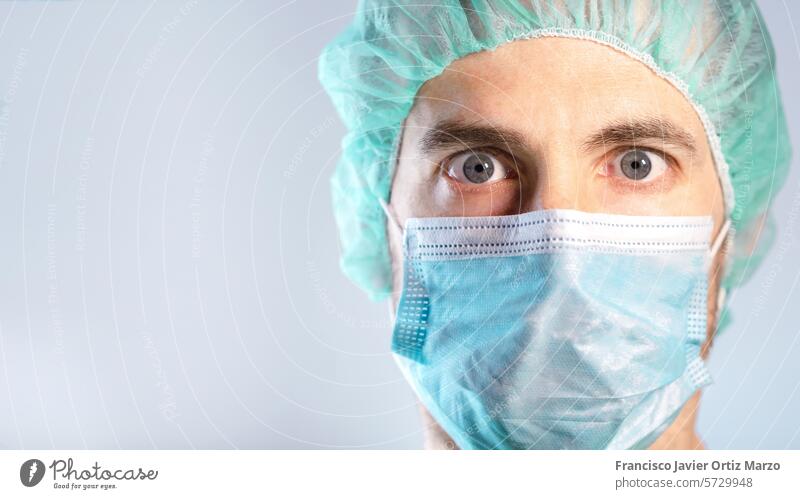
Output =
[
  {"x1": 445, "y1": 151, "x2": 511, "y2": 185},
  {"x1": 608, "y1": 149, "x2": 668, "y2": 182}
]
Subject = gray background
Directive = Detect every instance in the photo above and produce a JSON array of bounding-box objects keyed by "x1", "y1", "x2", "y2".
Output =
[{"x1": 0, "y1": 0, "x2": 796, "y2": 449}]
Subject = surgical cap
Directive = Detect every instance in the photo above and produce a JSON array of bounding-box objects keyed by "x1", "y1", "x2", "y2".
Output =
[{"x1": 319, "y1": 0, "x2": 791, "y2": 301}]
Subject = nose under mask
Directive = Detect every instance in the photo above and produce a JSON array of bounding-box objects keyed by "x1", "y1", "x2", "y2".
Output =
[{"x1": 384, "y1": 205, "x2": 729, "y2": 449}]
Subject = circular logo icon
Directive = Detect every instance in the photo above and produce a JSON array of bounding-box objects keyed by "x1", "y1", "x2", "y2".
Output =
[{"x1": 20, "y1": 459, "x2": 45, "y2": 487}]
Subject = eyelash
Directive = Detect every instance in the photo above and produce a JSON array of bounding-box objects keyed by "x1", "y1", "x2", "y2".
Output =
[
  {"x1": 440, "y1": 147, "x2": 518, "y2": 180},
  {"x1": 601, "y1": 147, "x2": 677, "y2": 179},
  {"x1": 439, "y1": 146, "x2": 679, "y2": 186}
]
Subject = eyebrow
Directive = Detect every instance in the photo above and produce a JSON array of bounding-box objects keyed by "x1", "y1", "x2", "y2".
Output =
[
  {"x1": 419, "y1": 119, "x2": 528, "y2": 154},
  {"x1": 580, "y1": 117, "x2": 697, "y2": 154},
  {"x1": 418, "y1": 116, "x2": 697, "y2": 157}
]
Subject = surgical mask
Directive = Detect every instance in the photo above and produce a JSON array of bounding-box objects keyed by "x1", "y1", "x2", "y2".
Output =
[{"x1": 382, "y1": 204, "x2": 729, "y2": 450}]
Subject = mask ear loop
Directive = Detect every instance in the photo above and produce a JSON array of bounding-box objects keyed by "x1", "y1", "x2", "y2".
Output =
[
  {"x1": 708, "y1": 219, "x2": 731, "y2": 261},
  {"x1": 708, "y1": 218, "x2": 732, "y2": 329},
  {"x1": 379, "y1": 197, "x2": 404, "y2": 315},
  {"x1": 378, "y1": 197, "x2": 403, "y2": 234}
]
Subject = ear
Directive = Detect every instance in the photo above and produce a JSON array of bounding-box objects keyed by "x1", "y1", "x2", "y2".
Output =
[
  {"x1": 725, "y1": 211, "x2": 775, "y2": 289},
  {"x1": 734, "y1": 212, "x2": 769, "y2": 256}
]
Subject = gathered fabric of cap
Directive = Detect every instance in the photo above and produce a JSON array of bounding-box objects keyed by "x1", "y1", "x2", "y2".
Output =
[{"x1": 319, "y1": 0, "x2": 791, "y2": 302}]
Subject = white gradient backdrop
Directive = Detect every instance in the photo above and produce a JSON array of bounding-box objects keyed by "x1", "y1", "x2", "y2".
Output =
[{"x1": 0, "y1": 0, "x2": 797, "y2": 449}]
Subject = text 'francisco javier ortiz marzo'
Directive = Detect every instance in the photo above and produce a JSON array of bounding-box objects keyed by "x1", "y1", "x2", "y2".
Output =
[{"x1": 616, "y1": 460, "x2": 781, "y2": 473}]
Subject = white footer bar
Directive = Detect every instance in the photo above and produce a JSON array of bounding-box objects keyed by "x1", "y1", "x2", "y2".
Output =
[{"x1": 1, "y1": 450, "x2": 797, "y2": 498}]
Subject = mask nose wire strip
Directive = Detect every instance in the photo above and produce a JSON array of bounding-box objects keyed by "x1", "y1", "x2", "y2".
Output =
[{"x1": 379, "y1": 197, "x2": 403, "y2": 234}]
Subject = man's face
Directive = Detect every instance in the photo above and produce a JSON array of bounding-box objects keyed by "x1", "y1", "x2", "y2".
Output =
[{"x1": 388, "y1": 37, "x2": 726, "y2": 347}]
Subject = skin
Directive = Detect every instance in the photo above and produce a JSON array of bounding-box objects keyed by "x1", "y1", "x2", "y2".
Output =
[{"x1": 385, "y1": 37, "x2": 727, "y2": 450}]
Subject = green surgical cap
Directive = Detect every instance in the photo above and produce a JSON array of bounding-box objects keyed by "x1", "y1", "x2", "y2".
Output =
[{"x1": 319, "y1": 0, "x2": 791, "y2": 301}]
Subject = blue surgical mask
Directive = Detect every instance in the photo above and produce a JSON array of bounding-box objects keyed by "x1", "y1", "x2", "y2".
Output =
[{"x1": 385, "y1": 207, "x2": 729, "y2": 450}]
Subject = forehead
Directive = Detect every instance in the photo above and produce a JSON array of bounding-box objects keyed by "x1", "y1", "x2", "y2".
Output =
[{"x1": 407, "y1": 37, "x2": 705, "y2": 142}]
